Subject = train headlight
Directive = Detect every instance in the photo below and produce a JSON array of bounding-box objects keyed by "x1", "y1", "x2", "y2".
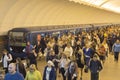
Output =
[
  {"x1": 23, "y1": 48, "x2": 25, "y2": 52},
  {"x1": 10, "y1": 47, "x2": 13, "y2": 51}
]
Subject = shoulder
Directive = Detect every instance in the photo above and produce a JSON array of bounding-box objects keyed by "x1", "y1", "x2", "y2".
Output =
[
  {"x1": 4, "y1": 73, "x2": 11, "y2": 80},
  {"x1": 97, "y1": 60, "x2": 101, "y2": 64},
  {"x1": 35, "y1": 70, "x2": 41, "y2": 74},
  {"x1": 90, "y1": 59, "x2": 94, "y2": 63},
  {"x1": 5, "y1": 73, "x2": 11, "y2": 77},
  {"x1": 15, "y1": 72, "x2": 23, "y2": 76},
  {"x1": 15, "y1": 72, "x2": 24, "y2": 79},
  {"x1": 26, "y1": 71, "x2": 30, "y2": 74}
]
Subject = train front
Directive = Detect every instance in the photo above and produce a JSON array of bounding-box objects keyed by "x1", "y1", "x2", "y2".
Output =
[{"x1": 8, "y1": 31, "x2": 27, "y2": 61}]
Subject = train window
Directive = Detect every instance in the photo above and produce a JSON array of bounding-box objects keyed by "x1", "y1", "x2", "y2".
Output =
[{"x1": 9, "y1": 32, "x2": 24, "y2": 42}]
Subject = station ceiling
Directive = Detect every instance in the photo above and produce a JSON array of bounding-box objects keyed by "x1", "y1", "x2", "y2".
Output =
[
  {"x1": 0, "y1": 0, "x2": 120, "y2": 35},
  {"x1": 69, "y1": 0, "x2": 120, "y2": 14}
]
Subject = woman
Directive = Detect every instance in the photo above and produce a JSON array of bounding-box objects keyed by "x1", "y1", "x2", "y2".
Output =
[
  {"x1": 16, "y1": 57, "x2": 26, "y2": 78},
  {"x1": 25, "y1": 64, "x2": 42, "y2": 80},
  {"x1": 75, "y1": 49, "x2": 84, "y2": 80},
  {"x1": 59, "y1": 53, "x2": 70, "y2": 80},
  {"x1": 65, "y1": 61, "x2": 78, "y2": 80},
  {"x1": 0, "y1": 49, "x2": 12, "y2": 73},
  {"x1": 97, "y1": 44, "x2": 106, "y2": 64},
  {"x1": 43, "y1": 60, "x2": 56, "y2": 80}
]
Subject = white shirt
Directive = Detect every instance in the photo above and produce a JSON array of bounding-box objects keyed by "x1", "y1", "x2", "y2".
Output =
[
  {"x1": 64, "y1": 47, "x2": 73, "y2": 56},
  {"x1": 46, "y1": 67, "x2": 52, "y2": 80},
  {"x1": 3, "y1": 55, "x2": 8, "y2": 68},
  {"x1": 0, "y1": 54, "x2": 12, "y2": 68}
]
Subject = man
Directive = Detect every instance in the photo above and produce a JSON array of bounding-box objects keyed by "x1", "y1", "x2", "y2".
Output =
[
  {"x1": 4, "y1": 63, "x2": 24, "y2": 80},
  {"x1": 89, "y1": 54, "x2": 103, "y2": 80}
]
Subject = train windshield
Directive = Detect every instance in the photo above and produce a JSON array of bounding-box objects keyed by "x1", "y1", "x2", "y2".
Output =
[{"x1": 8, "y1": 31, "x2": 26, "y2": 46}]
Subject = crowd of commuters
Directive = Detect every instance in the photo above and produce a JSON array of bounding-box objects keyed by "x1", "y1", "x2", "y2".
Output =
[{"x1": 0, "y1": 26, "x2": 120, "y2": 80}]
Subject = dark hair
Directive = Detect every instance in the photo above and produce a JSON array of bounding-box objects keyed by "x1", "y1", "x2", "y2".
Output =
[
  {"x1": 16, "y1": 57, "x2": 21, "y2": 62},
  {"x1": 93, "y1": 54, "x2": 98, "y2": 58}
]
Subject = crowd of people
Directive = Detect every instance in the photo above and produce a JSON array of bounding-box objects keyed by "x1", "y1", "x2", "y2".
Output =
[{"x1": 0, "y1": 26, "x2": 120, "y2": 80}]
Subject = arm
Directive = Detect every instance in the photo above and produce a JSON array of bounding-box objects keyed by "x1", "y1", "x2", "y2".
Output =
[
  {"x1": 98, "y1": 60, "x2": 103, "y2": 72},
  {"x1": 25, "y1": 72, "x2": 28, "y2": 80},
  {"x1": 33, "y1": 50, "x2": 37, "y2": 57},
  {"x1": 70, "y1": 47, "x2": 73, "y2": 56},
  {"x1": 7, "y1": 54, "x2": 12, "y2": 61},
  {"x1": 51, "y1": 67, "x2": 56, "y2": 80},
  {"x1": 89, "y1": 60, "x2": 92, "y2": 71},
  {"x1": 0, "y1": 57, "x2": 2, "y2": 63},
  {"x1": 18, "y1": 74, "x2": 24, "y2": 80},
  {"x1": 37, "y1": 71, "x2": 42, "y2": 80}
]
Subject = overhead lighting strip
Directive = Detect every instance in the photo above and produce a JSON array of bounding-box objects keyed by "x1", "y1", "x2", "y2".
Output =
[{"x1": 69, "y1": 0, "x2": 120, "y2": 13}]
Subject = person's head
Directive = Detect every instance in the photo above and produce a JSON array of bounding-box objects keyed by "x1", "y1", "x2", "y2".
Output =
[
  {"x1": 8, "y1": 63, "x2": 16, "y2": 74},
  {"x1": 67, "y1": 43, "x2": 71, "y2": 48},
  {"x1": 62, "y1": 54, "x2": 67, "y2": 59},
  {"x1": 50, "y1": 50, "x2": 55, "y2": 56},
  {"x1": 93, "y1": 54, "x2": 98, "y2": 61},
  {"x1": 16, "y1": 57, "x2": 21, "y2": 63},
  {"x1": 0, "y1": 70, "x2": 5, "y2": 80},
  {"x1": 27, "y1": 41, "x2": 30, "y2": 46},
  {"x1": 29, "y1": 64, "x2": 36, "y2": 73},
  {"x1": 47, "y1": 60, "x2": 54, "y2": 67},
  {"x1": 69, "y1": 61, "x2": 77, "y2": 71},
  {"x1": 2, "y1": 49, "x2": 7, "y2": 55},
  {"x1": 116, "y1": 39, "x2": 120, "y2": 44},
  {"x1": 70, "y1": 61, "x2": 75, "y2": 66},
  {"x1": 85, "y1": 44, "x2": 90, "y2": 48}
]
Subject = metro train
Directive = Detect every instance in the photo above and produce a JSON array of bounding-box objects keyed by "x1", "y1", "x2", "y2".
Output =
[{"x1": 7, "y1": 23, "x2": 114, "y2": 59}]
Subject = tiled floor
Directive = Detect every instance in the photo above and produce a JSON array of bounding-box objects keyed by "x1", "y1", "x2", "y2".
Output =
[{"x1": 37, "y1": 54, "x2": 120, "y2": 80}]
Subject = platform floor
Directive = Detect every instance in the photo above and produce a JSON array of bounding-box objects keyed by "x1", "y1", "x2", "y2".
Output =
[{"x1": 37, "y1": 54, "x2": 120, "y2": 80}]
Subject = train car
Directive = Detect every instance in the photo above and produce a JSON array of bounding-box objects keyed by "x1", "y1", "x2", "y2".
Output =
[{"x1": 7, "y1": 25, "x2": 92, "y2": 59}]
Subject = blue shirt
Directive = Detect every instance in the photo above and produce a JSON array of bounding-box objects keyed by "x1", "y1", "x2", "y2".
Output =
[
  {"x1": 4, "y1": 72, "x2": 24, "y2": 80},
  {"x1": 113, "y1": 43, "x2": 120, "y2": 52},
  {"x1": 90, "y1": 60, "x2": 103, "y2": 73}
]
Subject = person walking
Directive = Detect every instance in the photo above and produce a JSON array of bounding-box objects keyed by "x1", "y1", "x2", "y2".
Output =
[
  {"x1": 25, "y1": 64, "x2": 42, "y2": 80},
  {"x1": 43, "y1": 60, "x2": 56, "y2": 80},
  {"x1": 89, "y1": 54, "x2": 103, "y2": 80},
  {"x1": 4, "y1": 63, "x2": 24, "y2": 80},
  {"x1": 0, "y1": 49, "x2": 12, "y2": 73},
  {"x1": 65, "y1": 61, "x2": 78, "y2": 80},
  {"x1": 16, "y1": 57, "x2": 26, "y2": 78},
  {"x1": 112, "y1": 39, "x2": 120, "y2": 62}
]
